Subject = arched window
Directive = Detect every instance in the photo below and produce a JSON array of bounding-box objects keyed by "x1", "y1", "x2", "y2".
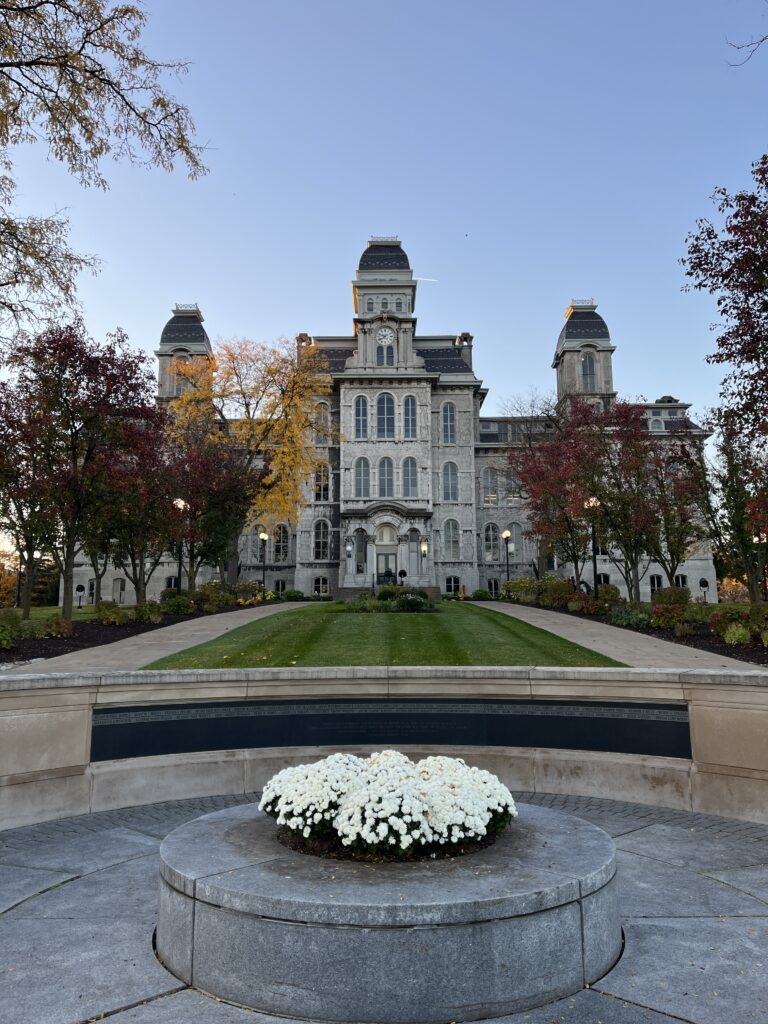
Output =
[
  {"x1": 315, "y1": 402, "x2": 330, "y2": 445},
  {"x1": 505, "y1": 522, "x2": 523, "y2": 561},
  {"x1": 376, "y1": 344, "x2": 394, "y2": 367},
  {"x1": 354, "y1": 529, "x2": 368, "y2": 573},
  {"x1": 650, "y1": 573, "x2": 663, "y2": 595},
  {"x1": 445, "y1": 575, "x2": 461, "y2": 595},
  {"x1": 313, "y1": 520, "x2": 330, "y2": 560},
  {"x1": 484, "y1": 523, "x2": 500, "y2": 562},
  {"x1": 251, "y1": 526, "x2": 266, "y2": 561},
  {"x1": 650, "y1": 418, "x2": 664, "y2": 431},
  {"x1": 366, "y1": 298, "x2": 374, "y2": 312},
  {"x1": 443, "y1": 519, "x2": 460, "y2": 559},
  {"x1": 354, "y1": 396, "x2": 368, "y2": 439},
  {"x1": 403, "y1": 395, "x2": 417, "y2": 439},
  {"x1": 442, "y1": 402, "x2": 456, "y2": 444},
  {"x1": 482, "y1": 467, "x2": 499, "y2": 506},
  {"x1": 273, "y1": 524, "x2": 289, "y2": 563},
  {"x1": 395, "y1": 299, "x2": 403, "y2": 312},
  {"x1": 377, "y1": 394, "x2": 395, "y2": 438},
  {"x1": 172, "y1": 351, "x2": 190, "y2": 397},
  {"x1": 581, "y1": 353, "x2": 596, "y2": 392},
  {"x1": 354, "y1": 458, "x2": 370, "y2": 498},
  {"x1": 378, "y1": 457, "x2": 394, "y2": 497},
  {"x1": 381, "y1": 298, "x2": 388, "y2": 311},
  {"x1": 315, "y1": 464, "x2": 329, "y2": 502},
  {"x1": 402, "y1": 457, "x2": 417, "y2": 498},
  {"x1": 488, "y1": 579, "x2": 500, "y2": 597},
  {"x1": 442, "y1": 462, "x2": 458, "y2": 501},
  {"x1": 274, "y1": 579, "x2": 286, "y2": 595}
]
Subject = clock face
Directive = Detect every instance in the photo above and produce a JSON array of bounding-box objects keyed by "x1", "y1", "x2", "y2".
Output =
[{"x1": 376, "y1": 327, "x2": 395, "y2": 345}]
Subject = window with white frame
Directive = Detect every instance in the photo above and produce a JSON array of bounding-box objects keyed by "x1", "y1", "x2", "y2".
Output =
[
  {"x1": 674, "y1": 574, "x2": 688, "y2": 589},
  {"x1": 313, "y1": 576, "x2": 329, "y2": 595},
  {"x1": 378, "y1": 457, "x2": 394, "y2": 497},
  {"x1": 354, "y1": 458, "x2": 370, "y2": 498},
  {"x1": 442, "y1": 462, "x2": 458, "y2": 501},
  {"x1": 315, "y1": 403, "x2": 330, "y2": 445},
  {"x1": 445, "y1": 575, "x2": 461, "y2": 595},
  {"x1": 484, "y1": 523, "x2": 500, "y2": 562},
  {"x1": 274, "y1": 579, "x2": 286, "y2": 595},
  {"x1": 274, "y1": 524, "x2": 289, "y2": 563},
  {"x1": 482, "y1": 467, "x2": 499, "y2": 506},
  {"x1": 488, "y1": 578, "x2": 500, "y2": 597},
  {"x1": 649, "y1": 573, "x2": 663, "y2": 595},
  {"x1": 442, "y1": 402, "x2": 456, "y2": 444},
  {"x1": 354, "y1": 396, "x2": 368, "y2": 439},
  {"x1": 402, "y1": 457, "x2": 417, "y2": 498},
  {"x1": 443, "y1": 519, "x2": 460, "y2": 559},
  {"x1": 404, "y1": 395, "x2": 417, "y2": 439},
  {"x1": 597, "y1": 573, "x2": 611, "y2": 586},
  {"x1": 315, "y1": 464, "x2": 329, "y2": 502},
  {"x1": 376, "y1": 343, "x2": 394, "y2": 367},
  {"x1": 377, "y1": 394, "x2": 395, "y2": 438},
  {"x1": 314, "y1": 520, "x2": 330, "y2": 560},
  {"x1": 506, "y1": 522, "x2": 523, "y2": 561}
]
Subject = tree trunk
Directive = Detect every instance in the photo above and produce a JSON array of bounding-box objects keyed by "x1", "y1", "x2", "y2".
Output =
[
  {"x1": 225, "y1": 533, "x2": 240, "y2": 590},
  {"x1": 631, "y1": 563, "x2": 641, "y2": 603},
  {"x1": 187, "y1": 543, "x2": 197, "y2": 593},
  {"x1": 20, "y1": 559, "x2": 36, "y2": 620},
  {"x1": 61, "y1": 540, "x2": 77, "y2": 621}
]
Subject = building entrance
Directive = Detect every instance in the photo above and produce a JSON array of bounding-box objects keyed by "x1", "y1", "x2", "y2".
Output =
[{"x1": 376, "y1": 552, "x2": 397, "y2": 586}]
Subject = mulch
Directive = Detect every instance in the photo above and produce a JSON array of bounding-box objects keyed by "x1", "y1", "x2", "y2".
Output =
[{"x1": 0, "y1": 611, "x2": 210, "y2": 665}]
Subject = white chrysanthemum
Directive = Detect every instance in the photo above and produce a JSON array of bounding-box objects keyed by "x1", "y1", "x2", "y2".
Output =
[{"x1": 260, "y1": 750, "x2": 516, "y2": 851}]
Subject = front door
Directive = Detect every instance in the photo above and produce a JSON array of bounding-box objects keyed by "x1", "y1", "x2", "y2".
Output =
[{"x1": 377, "y1": 553, "x2": 397, "y2": 586}]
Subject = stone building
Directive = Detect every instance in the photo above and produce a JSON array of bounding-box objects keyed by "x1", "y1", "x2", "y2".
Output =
[{"x1": 75, "y1": 236, "x2": 717, "y2": 604}]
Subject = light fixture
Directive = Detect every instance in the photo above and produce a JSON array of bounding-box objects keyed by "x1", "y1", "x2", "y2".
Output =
[
  {"x1": 345, "y1": 540, "x2": 353, "y2": 557},
  {"x1": 420, "y1": 539, "x2": 429, "y2": 557}
]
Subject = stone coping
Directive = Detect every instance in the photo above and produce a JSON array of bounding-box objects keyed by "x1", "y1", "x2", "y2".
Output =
[
  {"x1": 3, "y1": 664, "x2": 768, "y2": 691},
  {"x1": 159, "y1": 803, "x2": 616, "y2": 925}
]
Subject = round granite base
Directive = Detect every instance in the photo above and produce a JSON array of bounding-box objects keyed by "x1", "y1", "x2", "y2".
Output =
[{"x1": 157, "y1": 803, "x2": 621, "y2": 1024}]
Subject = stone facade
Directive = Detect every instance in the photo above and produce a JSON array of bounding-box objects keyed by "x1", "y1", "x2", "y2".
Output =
[{"x1": 72, "y1": 237, "x2": 717, "y2": 603}]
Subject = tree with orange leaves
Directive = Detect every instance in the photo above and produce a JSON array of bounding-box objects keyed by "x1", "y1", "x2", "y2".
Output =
[{"x1": 169, "y1": 336, "x2": 329, "y2": 585}]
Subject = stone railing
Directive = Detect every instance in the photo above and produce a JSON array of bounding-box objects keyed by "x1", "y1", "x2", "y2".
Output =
[{"x1": 1, "y1": 666, "x2": 767, "y2": 829}]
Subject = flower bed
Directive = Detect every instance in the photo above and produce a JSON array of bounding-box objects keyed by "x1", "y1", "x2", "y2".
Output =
[{"x1": 259, "y1": 750, "x2": 517, "y2": 861}]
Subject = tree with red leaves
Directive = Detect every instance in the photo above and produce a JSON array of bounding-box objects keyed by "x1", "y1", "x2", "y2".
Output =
[
  {"x1": 0, "y1": 320, "x2": 160, "y2": 619},
  {"x1": 682, "y1": 155, "x2": 768, "y2": 447},
  {"x1": 512, "y1": 400, "x2": 706, "y2": 601}
]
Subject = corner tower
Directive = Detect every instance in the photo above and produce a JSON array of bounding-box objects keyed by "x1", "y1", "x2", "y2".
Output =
[
  {"x1": 156, "y1": 304, "x2": 212, "y2": 403},
  {"x1": 552, "y1": 299, "x2": 616, "y2": 408}
]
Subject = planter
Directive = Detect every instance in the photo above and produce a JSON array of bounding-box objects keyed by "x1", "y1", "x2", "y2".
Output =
[{"x1": 157, "y1": 802, "x2": 621, "y2": 1022}]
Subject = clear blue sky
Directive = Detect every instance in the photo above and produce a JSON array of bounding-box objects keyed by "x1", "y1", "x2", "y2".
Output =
[{"x1": 11, "y1": 0, "x2": 768, "y2": 415}]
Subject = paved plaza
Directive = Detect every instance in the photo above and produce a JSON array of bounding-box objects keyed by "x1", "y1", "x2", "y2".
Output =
[{"x1": 1, "y1": 792, "x2": 766, "y2": 1024}]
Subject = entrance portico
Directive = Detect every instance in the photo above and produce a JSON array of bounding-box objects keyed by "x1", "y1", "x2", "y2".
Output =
[{"x1": 340, "y1": 504, "x2": 432, "y2": 593}]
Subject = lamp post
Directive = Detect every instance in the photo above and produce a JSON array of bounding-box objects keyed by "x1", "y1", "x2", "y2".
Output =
[
  {"x1": 173, "y1": 498, "x2": 189, "y2": 590},
  {"x1": 584, "y1": 497, "x2": 601, "y2": 600},
  {"x1": 501, "y1": 529, "x2": 511, "y2": 582},
  {"x1": 259, "y1": 530, "x2": 269, "y2": 591}
]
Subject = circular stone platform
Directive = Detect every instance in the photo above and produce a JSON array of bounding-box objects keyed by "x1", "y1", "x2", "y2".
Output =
[{"x1": 157, "y1": 802, "x2": 621, "y2": 1023}]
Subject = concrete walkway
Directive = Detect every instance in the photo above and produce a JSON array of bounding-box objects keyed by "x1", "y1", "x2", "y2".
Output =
[
  {"x1": 1, "y1": 792, "x2": 766, "y2": 1024},
  {"x1": 1, "y1": 602, "x2": 308, "y2": 676},
  {"x1": 477, "y1": 601, "x2": 755, "y2": 670}
]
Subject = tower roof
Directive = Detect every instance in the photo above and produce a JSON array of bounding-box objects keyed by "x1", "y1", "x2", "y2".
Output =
[
  {"x1": 358, "y1": 237, "x2": 410, "y2": 271},
  {"x1": 557, "y1": 299, "x2": 610, "y2": 345},
  {"x1": 159, "y1": 304, "x2": 211, "y2": 351}
]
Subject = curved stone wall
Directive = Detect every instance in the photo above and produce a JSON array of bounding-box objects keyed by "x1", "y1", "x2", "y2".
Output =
[{"x1": 1, "y1": 666, "x2": 767, "y2": 829}]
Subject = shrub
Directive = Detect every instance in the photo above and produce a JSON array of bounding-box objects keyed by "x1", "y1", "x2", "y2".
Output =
[
  {"x1": 159, "y1": 592, "x2": 193, "y2": 615},
  {"x1": 234, "y1": 580, "x2": 264, "y2": 600},
  {"x1": 283, "y1": 589, "x2": 305, "y2": 602},
  {"x1": 0, "y1": 607, "x2": 22, "y2": 647},
  {"x1": 761, "y1": 630, "x2": 768, "y2": 648},
  {"x1": 608, "y1": 606, "x2": 650, "y2": 630},
  {"x1": 653, "y1": 586, "x2": 691, "y2": 606},
  {"x1": 674, "y1": 621, "x2": 694, "y2": 638},
  {"x1": 597, "y1": 583, "x2": 622, "y2": 603},
  {"x1": 580, "y1": 597, "x2": 609, "y2": 615},
  {"x1": 709, "y1": 607, "x2": 750, "y2": 639},
  {"x1": 724, "y1": 622, "x2": 752, "y2": 646},
  {"x1": 718, "y1": 577, "x2": 749, "y2": 603},
  {"x1": 17, "y1": 618, "x2": 44, "y2": 640},
  {"x1": 44, "y1": 613, "x2": 73, "y2": 638},
  {"x1": 567, "y1": 599, "x2": 583, "y2": 612},
  {"x1": 192, "y1": 581, "x2": 237, "y2": 611},
  {"x1": 95, "y1": 600, "x2": 129, "y2": 625},
  {"x1": 132, "y1": 601, "x2": 163, "y2": 624},
  {"x1": 685, "y1": 601, "x2": 716, "y2": 625},
  {"x1": 650, "y1": 604, "x2": 685, "y2": 629},
  {"x1": 376, "y1": 585, "x2": 402, "y2": 601},
  {"x1": 0, "y1": 622, "x2": 15, "y2": 649},
  {"x1": 471, "y1": 589, "x2": 491, "y2": 601},
  {"x1": 748, "y1": 603, "x2": 768, "y2": 635},
  {"x1": 394, "y1": 594, "x2": 432, "y2": 612}
]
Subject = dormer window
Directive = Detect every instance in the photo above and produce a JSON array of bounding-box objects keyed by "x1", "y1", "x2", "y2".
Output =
[
  {"x1": 366, "y1": 298, "x2": 374, "y2": 312},
  {"x1": 395, "y1": 299, "x2": 403, "y2": 312},
  {"x1": 381, "y1": 298, "x2": 388, "y2": 311}
]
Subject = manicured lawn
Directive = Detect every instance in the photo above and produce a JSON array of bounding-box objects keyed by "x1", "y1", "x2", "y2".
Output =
[
  {"x1": 27, "y1": 605, "x2": 99, "y2": 622},
  {"x1": 143, "y1": 602, "x2": 623, "y2": 670}
]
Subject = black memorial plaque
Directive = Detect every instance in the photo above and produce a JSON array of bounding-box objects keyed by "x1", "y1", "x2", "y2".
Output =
[{"x1": 90, "y1": 698, "x2": 692, "y2": 762}]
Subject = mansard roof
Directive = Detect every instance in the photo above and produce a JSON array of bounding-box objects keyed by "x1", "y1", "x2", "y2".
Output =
[
  {"x1": 557, "y1": 308, "x2": 610, "y2": 345},
  {"x1": 358, "y1": 238, "x2": 411, "y2": 271},
  {"x1": 159, "y1": 304, "x2": 211, "y2": 352}
]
